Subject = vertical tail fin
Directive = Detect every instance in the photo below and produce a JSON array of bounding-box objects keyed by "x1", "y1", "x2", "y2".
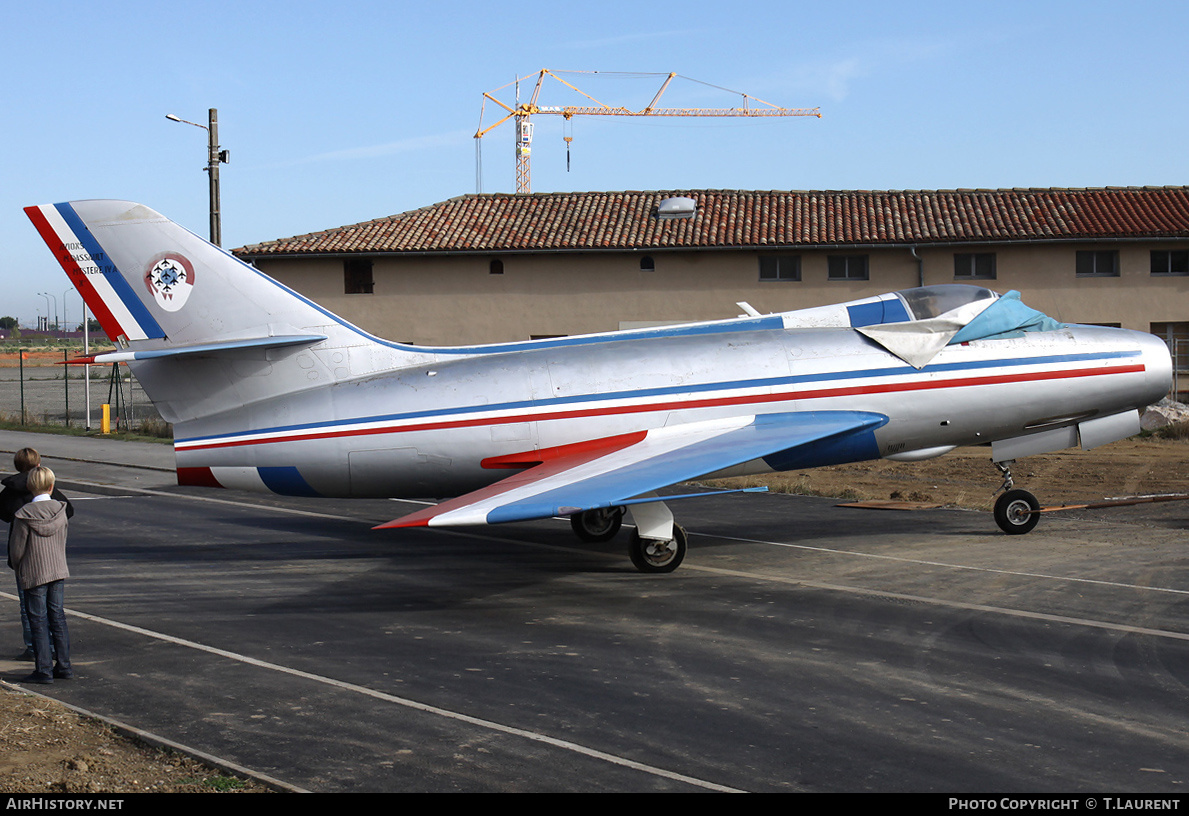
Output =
[
  {"x1": 25, "y1": 200, "x2": 432, "y2": 424},
  {"x1": 25, "y1": 202, "x2": 170, "y2": 345},
  {"x1": 25, "y1": 200, "x2": 357, "y2": 347}
]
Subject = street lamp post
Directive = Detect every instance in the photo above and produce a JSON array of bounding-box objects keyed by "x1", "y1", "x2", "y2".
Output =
[
  {"x1": 166, "y1": 109, "x2": 229, "y2": 246},
  {"x1": 37, "y1": 293, "x2": 50, "y2": 332},
  {"x1": 38, "y1": 292, "x2": 57, "y2": 333}
]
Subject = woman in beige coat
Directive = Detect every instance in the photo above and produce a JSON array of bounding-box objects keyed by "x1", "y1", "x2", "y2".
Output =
[{"x1": 9, "y1": 466, "x2": 72, "y2": 684}]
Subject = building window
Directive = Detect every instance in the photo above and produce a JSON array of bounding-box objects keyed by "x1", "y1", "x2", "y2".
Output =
[
  {"x1": 1151, "y1": 250, "x2": 1189, "y2": 276},
  {"x1": 640, "y1": 256, "x2": 655, "y2": 272},
  {"x1": 954, "y1": 252, "x2": 996, "y2": 280},
  {"x1": 828, "y1": 255, "x2": 869, "y2": 281},
  {"x1": 758, "y1": 255, "x2": 801, "y2": 281},
  {"x1": 489, "y1": 259, "x2": 504, "y2": 275},
  {"x1": 1076, "y1": 250, "x2": 1119, "y2": 277},
  {"x1": 344, "y1": 258, "x2": 374, "y2": 294},
  {"x1": 1152, "y1": 321, "x2": 1189, "y2": 400},
  {"x1": 1151, "y1": 321, "x2": 1189, "y2": 346}
]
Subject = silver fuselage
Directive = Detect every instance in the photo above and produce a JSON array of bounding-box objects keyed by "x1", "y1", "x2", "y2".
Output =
[{"x1": 167, "y1": 321, "x2": 1171, "y2": 500}]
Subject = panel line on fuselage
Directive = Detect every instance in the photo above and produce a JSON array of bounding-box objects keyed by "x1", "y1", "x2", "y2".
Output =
[{"x1": 173, "y1": 349, "x2": 1145, "y2": 453}]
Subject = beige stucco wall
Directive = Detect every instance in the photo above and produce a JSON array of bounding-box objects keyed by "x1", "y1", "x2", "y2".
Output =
[
  {"x1": 968, "y1": 243, "x2": 1189, "y2": 330},
  {"x1": 251, "y1": 241, "x2": 1189, "y2": 345}
]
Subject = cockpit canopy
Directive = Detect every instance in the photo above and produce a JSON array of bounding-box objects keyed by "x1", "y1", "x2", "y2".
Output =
[
  {"x1": 779, "y1": 284, "x2": 1064, "y2": 368},
  {"x1": 855, "y1": 285, "x2": 1063, "y2": 369},
  {"x1": 895, "y1": 284, "x2": 998, "y2": 321}
]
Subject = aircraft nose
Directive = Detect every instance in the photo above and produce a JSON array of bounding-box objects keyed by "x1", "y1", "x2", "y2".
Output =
[{"x1": 1138, "y1": 330, "x2": 1174, "y2": 406}]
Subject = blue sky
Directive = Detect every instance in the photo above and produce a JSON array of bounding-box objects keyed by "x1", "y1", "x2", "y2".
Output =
[{"x1": 4, "y1": 0, "x2": 1188, "y2": 327}]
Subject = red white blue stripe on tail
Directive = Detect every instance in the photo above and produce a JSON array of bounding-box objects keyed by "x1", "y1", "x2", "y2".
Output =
[{"x1": 24, "y1": 203, "x2": 166, "y2": 343}]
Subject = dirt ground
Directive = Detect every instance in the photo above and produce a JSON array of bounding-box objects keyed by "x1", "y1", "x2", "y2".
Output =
[
  {"x1": 1, "y1": 432, "x2": 1187, "y2": 793},
  {"x1": 0, "y1": 684, "x2": 276, "y2": 793},
  {"x1": 708, "y1": 432, "x2": 1189, "y2": 510}
]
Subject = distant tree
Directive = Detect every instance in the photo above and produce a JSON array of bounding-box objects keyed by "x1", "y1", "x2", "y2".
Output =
[
  {"x1": 0, "y1": 316, "x2": 17, "y2": 330},
  {"x1": 76, "y1": 318, "x2": 102, "y2": 332}
]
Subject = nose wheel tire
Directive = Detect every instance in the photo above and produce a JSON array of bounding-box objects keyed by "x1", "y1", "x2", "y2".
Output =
[
  {"x1": 628, "y1": 525, "x2": 687, "y2": 573},
  {"x1": 994, "y1": 489, "x2": 1040, "y2": 535},
  {"x1": 570, "y1": 507, "x2": 624, "y2": 542}
]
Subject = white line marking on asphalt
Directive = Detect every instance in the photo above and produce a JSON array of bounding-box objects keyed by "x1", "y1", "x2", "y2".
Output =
[
  {"x1": 7, "y1": 480, "x2": 743, "y2": 792},
  {"x1": 0, "y1": 589, "x2": 740, "y2": 793},
  {"x1": 65, "y1": 478, "x2": 1189, "y2": 643},
  {"x1": 705, "y1": 533, "x2": 1189, "y2": 597}
]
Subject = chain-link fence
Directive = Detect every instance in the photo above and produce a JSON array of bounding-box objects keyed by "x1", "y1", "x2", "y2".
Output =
[{"x1": 0, "y1": 348, "x2": 166, "y2": 434}]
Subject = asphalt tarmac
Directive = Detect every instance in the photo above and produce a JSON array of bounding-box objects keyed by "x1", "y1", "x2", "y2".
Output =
[{"x1": 1, "y1": 430, "x2": 1187, "y2": 793}]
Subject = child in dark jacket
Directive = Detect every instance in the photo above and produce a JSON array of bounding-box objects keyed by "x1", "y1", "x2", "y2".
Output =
[
  {"x1": 1, "y1": 448, "x2": 73, "y2": 661},
  {"x1": 9, "y1": 466, "x2": 72, "y2": 684}
]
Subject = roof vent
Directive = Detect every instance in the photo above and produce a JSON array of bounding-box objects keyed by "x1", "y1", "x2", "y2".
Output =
[{"x1": 657, "y1": 196, "x2": 697, "y2": 220}]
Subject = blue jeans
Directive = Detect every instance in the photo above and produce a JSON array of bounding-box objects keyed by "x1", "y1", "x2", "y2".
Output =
[
  {"x1": 25, "y1": 581, "x2": 70, "y2": 679},
  {"x1": 17, "y1": 578, "x2": 31, "y2": 651}
]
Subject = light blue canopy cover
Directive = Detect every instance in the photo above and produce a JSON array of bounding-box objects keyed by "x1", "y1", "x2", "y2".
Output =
[
  {"x1": 856, "y1": 286, "x2": 1065, "y2": 368},
  {"x1": 949, "y1": 290, "x2": 1064, "y2": 345}
]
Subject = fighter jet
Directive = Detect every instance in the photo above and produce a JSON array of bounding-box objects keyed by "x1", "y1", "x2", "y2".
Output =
[{"x1": 25, "y1": 200, "x2": 1172, "y2": 572}]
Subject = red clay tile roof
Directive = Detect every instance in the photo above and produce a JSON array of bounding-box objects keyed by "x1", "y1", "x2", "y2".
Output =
[{"x1": 234, "y1": 187, "x2": 1189, "y2": 257}]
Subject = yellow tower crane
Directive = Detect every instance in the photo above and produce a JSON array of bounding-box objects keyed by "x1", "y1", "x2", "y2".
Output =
[{"x1": 474, "y1": 70, "x2": 821, "y2": 194}]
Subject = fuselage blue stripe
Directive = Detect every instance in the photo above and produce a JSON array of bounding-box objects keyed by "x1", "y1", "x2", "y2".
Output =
[{"x1": 174, "y1": 349, "x2": 1140, "y2": 446}]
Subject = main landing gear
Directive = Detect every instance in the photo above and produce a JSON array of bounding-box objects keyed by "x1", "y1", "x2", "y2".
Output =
[
  {"x1": 569, "y1": 497, "x2": 687, "y2": 573},
  {"x1": 628, "y1": 525, "x2": 687, "y2": 573},
  {"x1": 992, "y1": 460, "x2": 1041, "y2": 535},
  {"x1": 570, "y1": 507, "x2": 623, "y2": 542}
]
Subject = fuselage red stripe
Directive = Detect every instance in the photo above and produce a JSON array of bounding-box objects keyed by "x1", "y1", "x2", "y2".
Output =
[{"x1": 175, "y1": 362, "x2": 1145, "y2": 453}]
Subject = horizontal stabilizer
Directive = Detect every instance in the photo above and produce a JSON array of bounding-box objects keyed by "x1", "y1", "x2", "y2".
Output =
[{"x1": 67, "y1": 334, "x2": 328, "y2": 365}]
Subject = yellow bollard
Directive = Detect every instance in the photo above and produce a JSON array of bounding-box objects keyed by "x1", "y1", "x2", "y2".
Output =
[{"x1": 101, "y1": 403, "x2": 110, "y2": 434}]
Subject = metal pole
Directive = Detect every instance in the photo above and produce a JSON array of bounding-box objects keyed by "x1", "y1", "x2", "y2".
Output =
[
  {"x1": 84, "y1": 304, "x2": 91, "y2": 430},
  {"x1": 166, "y1": 109, "x2": 227, "y2": 246},
  {"x1": 63, "y1": 349, "x2": 69, "y2": 427},
  {"x1": 207, "y1": 108, "x2": 222, "y2": 246}
]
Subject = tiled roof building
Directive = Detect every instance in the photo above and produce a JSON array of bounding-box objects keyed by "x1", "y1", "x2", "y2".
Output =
[
  {"x1": 233, "y1": 188, "x2": 1189, "y2": 351},
  {"x1": 238, "y1": 187, "x2": 1189, "y2": 256}
]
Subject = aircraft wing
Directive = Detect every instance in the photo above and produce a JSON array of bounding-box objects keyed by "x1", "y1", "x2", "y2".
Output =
[{"x1": 375, "y1": 410, "x2": 887, "y2": 529}]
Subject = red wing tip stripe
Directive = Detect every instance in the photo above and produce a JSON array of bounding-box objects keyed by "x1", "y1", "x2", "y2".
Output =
[
  {"x1": 374, "y1": 511, "x2": 436, "y2": 529},
  {"x1": 373, "y1": 519, "x2": 425, "y2": 530}
]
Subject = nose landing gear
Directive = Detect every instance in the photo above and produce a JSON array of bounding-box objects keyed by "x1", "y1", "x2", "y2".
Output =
[
  {"x1": 994, "y1": 488, "x2": 1041, "y2": 535},
  {"x1": 992, "y1": 460, "x2": 1040, "y2": 535}
]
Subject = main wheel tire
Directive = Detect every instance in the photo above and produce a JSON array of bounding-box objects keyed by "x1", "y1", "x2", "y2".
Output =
[
  {"x1": 994, "y1": 489, "x2": 1041, "y2": 535},
  {"x1": 570, "y1": 507, "x2": 624, "y2": 542},
  {"x1": 628, "y1": 524, "x2": 687, "y2": 573}
]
